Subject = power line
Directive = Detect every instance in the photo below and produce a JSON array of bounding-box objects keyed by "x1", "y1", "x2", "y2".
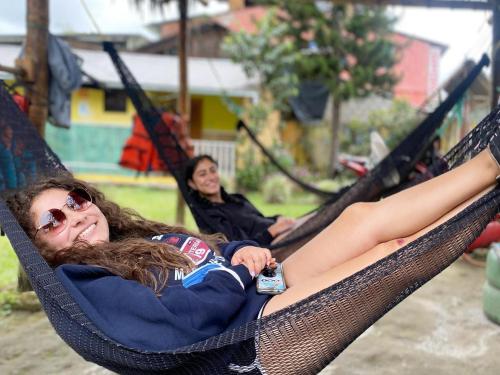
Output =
[{"x1": 79, "y1": 0, "x2": 102, "y2": 35}]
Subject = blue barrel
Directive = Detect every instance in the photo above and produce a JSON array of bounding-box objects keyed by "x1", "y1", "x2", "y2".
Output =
[{"x1": 483, "y1": 243, "x2": 500, "y2": 325}]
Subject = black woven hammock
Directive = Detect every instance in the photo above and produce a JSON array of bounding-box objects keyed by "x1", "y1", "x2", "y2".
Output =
[
  {"x1": 0, "y1": 70, "x2": 499, "y2": 373},
  {"x1": 103, "y1": 41, "x2": 489, "y2": 258}
]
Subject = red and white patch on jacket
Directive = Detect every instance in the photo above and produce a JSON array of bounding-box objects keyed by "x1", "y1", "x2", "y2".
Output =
[
  {"x1": 179, "y1": 237, "x2": 211, "y2": 265},
  {"x1": 166, "y1": 236, "x2": 181, "y2": 245}
]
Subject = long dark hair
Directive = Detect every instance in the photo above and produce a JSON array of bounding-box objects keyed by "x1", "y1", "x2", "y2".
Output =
[{"x1": 6, "y1": 175, "x2": 225, "y2": 294}]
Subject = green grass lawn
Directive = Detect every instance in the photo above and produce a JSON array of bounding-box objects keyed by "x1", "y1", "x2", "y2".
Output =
[
  {"x1": 0, "y1": 185, "x2": 316, "y2": 289},
  {"x1": 0, "y1": 237, "x2": 18, "y2": 289}
]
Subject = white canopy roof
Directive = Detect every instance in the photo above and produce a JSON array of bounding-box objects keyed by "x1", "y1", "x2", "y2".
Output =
[{"x1": 0, "y1": 44, "x2": 258, "y2": 98}]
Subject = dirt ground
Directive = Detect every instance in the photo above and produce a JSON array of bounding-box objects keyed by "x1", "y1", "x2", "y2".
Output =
[{"x1": 0, "y1": 258, "x2": 499, "y2": 375}]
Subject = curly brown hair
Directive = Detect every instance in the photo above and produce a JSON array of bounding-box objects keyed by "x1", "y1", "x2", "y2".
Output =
[{"x1": 6, "y1": 175, "x2": 225, "y2": 294}]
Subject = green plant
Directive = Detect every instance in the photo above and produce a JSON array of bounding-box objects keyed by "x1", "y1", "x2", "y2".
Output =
[
  {"x1": 341, "y1": 99, "x2": 420, "y2": 156},
  {"x1": 263, "y1": 142, "x2": 295, "y2": 175},
  {"x1": 262, "y1": 174, "x2": 292, "y2": 204},
  {"x1": 314, "y1": 175, "x2": 355, "y2": 204},
  {"x1": 0, "y1": 237, "x2": 18, "y2": 289},
  {"x1": 259, "y1": 1, "x2": 400, "y2": 175},
  {"x1": 0, "y1": 289, "x2": 19, "y2": 317},
  {"x1": 222, "y1": 8, "x2": 299, "y2": 118},
  {"x1": 236, "y1": 162, "x2": 265, "y2": 192}
]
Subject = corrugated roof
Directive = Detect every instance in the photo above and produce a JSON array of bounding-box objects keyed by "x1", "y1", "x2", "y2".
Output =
[{"x1": 0, "y1": 44, "x2": 258, "y2": 97}]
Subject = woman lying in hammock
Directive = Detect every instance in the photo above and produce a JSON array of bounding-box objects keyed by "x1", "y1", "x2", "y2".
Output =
[
  {"x1": 5, "y1": 142, "x2": 500, "y2": 352},
  {"x1": 184, "y1": 154, "x2": 297, "y2": 246}
]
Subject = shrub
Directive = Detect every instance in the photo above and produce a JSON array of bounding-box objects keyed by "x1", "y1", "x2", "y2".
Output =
[
  {"x1": 263, "y1": 144, "x2": 295, "y2": 176},
  {"x1": 341, "y1": 99, "x2": 420, "y2": 157},
  {"x1": 236, "y1": 163, "x2": 264, "y2": 192},
  {"x1": 262, "y1": 174, "x2": 292, "y2": 204}
]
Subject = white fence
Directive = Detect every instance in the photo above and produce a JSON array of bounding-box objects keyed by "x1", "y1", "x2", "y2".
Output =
[{"x1": 192, "y1": 139, "x2": 236, "y2": 178}]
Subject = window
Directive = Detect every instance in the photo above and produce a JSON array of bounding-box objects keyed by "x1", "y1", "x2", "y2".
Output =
[{"x1": 104, "y1": 89, "x2": 127, "y2": 112}]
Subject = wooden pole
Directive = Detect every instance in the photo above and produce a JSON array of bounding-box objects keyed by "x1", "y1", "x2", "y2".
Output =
[
  {"x1": 17, "y1": 0, "x2": 49, "y2": 292},
  {"x1": 329, "y1": 96, "x2": 342, "y2": 177},
  {"x1": 24, "y1": 0, "x2": 49, "y2": 137},
  {"x1": 492, "y1": 0, "x2": 500, "y2": 108},
  {"x1": 175, "y1": 0, "x2": 190, "y2": 225}
]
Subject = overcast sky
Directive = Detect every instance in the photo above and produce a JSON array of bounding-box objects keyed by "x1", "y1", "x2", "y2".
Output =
[{"x1": 0, "y1": 0, "x2": 492, "y2": 81}]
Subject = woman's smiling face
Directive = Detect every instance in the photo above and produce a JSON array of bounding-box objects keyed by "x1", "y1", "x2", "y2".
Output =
[
  {"x1": 188, "y1": 158, "x2": 221, "y2": 198},
  {"x1": 30, "y1": 188, "x2": 110, "y2": 251}
]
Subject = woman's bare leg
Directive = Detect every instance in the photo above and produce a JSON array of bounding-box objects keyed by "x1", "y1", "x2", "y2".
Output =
[
  {"x1": 264, "y1": 185, "x2": 495, "y2": 316},
  {"x1": 282, "y1": 149, "x2": 499, "y2": 288}
]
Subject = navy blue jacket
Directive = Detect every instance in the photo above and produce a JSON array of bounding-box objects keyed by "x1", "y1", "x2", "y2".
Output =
[{"x1": 55, "y1": 234, "x2": 271, "y2": 351}]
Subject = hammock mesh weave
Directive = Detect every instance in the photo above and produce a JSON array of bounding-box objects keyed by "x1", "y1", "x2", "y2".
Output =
[
  {"x1": 102, "y1": 41, "x2": 489, "y2": 259},
  {"x1": 0, "y1": 71, "x2": 499, "y2": 373}
]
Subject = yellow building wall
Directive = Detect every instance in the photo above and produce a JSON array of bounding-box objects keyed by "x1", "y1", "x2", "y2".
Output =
[
  {"x1": 71, "y1": 88, "x2": 135, "y2": 127},
  {"x1": 10, "y1": 84, "x2": 244, "y2": 140},
  {"x1": 197, "y1": 95, "x2": 242, "y2": 140},
  {"x1": 10, "y1": 84, "x2": 236, "y2": 131},
  {"x1": 69, "y1": 88, "x2": 243, "y2": 137},
  {"x1": 281, "y1": 120, "x2": 308, "y2": 165}
]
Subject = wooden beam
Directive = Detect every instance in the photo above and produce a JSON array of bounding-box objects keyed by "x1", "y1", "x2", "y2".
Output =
[
  {"x1": 332, "y1": 0, "x2": 493, "y2": 10},
  {"x1": 0, "y1": 64, "x2": 22, "y2": 75}
]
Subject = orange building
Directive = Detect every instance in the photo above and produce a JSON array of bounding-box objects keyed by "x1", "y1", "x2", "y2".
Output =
[{"x1": 393, "y1": 33, "x2": 446, "y2": 107}]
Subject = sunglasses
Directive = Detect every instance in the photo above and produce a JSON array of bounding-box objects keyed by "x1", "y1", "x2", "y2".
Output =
[{"x1": 34, "y1": 188, "x2": 93, "y2": 239}]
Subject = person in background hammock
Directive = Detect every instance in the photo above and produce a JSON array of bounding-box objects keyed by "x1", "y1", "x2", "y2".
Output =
[
  {"x1": 184, "y1": 154, "x2": 296, "y2": 246},
  {"x1": 5, "y1": 137, "x2": 500, "y2": 352}
]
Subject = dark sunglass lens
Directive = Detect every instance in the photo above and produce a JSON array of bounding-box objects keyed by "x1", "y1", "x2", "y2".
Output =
[
  {"x1": 67, "y1": 189, "x2": 92, "y2": 210},
  {"x1": 39, "y1": 209, "x2": 66, "y2": 232}
]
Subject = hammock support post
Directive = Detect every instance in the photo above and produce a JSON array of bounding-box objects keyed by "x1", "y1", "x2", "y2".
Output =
[
  {"x1": 22, "y1": 0, "x2": 49, "y2": 137},
  {"x1": 176, "y1": 0, "x2": 190, "y2": 225}
]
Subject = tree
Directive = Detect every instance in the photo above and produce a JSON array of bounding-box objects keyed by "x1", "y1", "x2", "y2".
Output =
[
  {"x1": 222, "y1": 9, "x2": 299, "y2": 131},
  {"x1": 222, "y1": 9, "x2": 299, "y2": 190},
  {"x1": 262, "y1": 1, "x2": 400, "y2": 176}
]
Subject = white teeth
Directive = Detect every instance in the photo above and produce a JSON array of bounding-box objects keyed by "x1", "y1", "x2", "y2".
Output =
[{"x1": 79, "y1": 224, "x2": 96, "y2": 240}]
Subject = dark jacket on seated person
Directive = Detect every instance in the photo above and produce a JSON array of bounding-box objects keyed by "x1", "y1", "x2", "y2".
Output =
[{"x1": 191, "y1": 187, "x2": 278, "y2": 246}]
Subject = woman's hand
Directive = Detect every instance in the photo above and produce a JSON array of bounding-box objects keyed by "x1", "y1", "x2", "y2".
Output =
[
  {"x1": 267, "y1": 216, "x2": 296, "y2": 238},
  {"x1": 231, "y1": 246, "x2": 275, "y2": 278}
]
